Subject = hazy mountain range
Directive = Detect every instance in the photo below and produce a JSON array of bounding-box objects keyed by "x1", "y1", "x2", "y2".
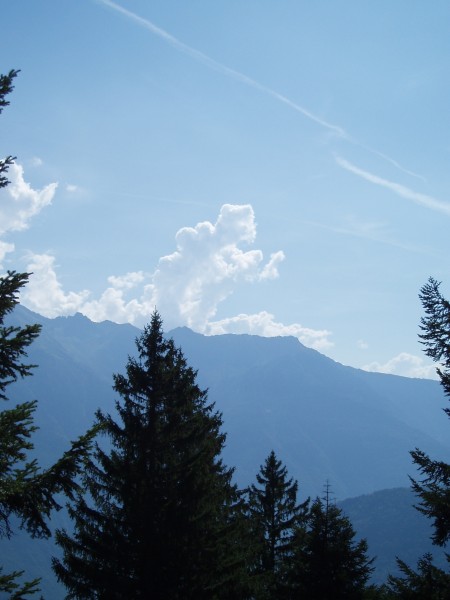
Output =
[
  {"x1": 3, "y1": 306, "x2": 449, "y2": 595},
  {"x1": 10, "y1": 306, "x2": 448, "y2": 498}
]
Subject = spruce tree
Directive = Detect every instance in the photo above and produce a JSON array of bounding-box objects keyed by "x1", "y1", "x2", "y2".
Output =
[
  {"x1": 385, "y1": 553, "x2": 450, "y2": 599},
  {"x1": 245, "y1": 450, "x2": 308, "y2": 599},
  {"x1": 289, "y1": 484, "x2": 374, "y2": 600},
  {"x1": 0, "y1": 70, "x2": 95, "y2": 598},
  {"x1": 0, "y1": 69, "x2": 19, "y2": 190},
  {"x1": 410, "y1": 278, "x2": 450, "y2": 546},
  {"x1": 54, "y1": 311, "x2": 247, "y2": 599},
  {"x1": 384, "y1": 278, "x2": 450, "y2": 600}
]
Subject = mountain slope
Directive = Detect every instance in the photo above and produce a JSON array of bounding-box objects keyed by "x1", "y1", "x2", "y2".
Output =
[
  {"x1": 8, "y1": 306, "x2": 450, "y2": 499},
  {"x1": 339, "y1": 487, "x2": 448, "y2": 583},
  {"x1": 2, "y1": 306, "x2": 450, "y2": 597}
]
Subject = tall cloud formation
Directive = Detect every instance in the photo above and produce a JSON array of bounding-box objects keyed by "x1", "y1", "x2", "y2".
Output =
[
  {"x1": 20, "y1": 204, "x2": 333, "y2": 351},
  {"x1": 0, "y1": 162, "x2": 57, "y2": 263},
  {"x1": 152, "y1": 204, "x2": 285, "y2": 330},
  {"x1": 22, "y1": 204, "x2": 287, "y2": 327}
]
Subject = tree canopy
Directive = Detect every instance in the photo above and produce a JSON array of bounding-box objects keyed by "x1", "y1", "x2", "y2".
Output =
[
  {"x1": 0, "y1": 69, "x2": 95, "y2": 599},
  {"x1": 54, "y1": 311, "x2": 249, "y2": 599},
  {"x1": 411, "y1": 278, "x2": 450, "y2": 546}
]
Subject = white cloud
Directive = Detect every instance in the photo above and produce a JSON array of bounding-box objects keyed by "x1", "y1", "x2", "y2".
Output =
[
  {"x1": 151, "y1": 204, "x2": 285, "y2": 330},
  {"x1": 66, "y1": 184, "x2": 78, "y2": 193},
  {"x1": 362, "y1": 352, "x2": 438, "y2": 379},
  {"x1": 336, "y1": 156, "x2": 450, "y2": 216},
  {"x1": 0, "y1": 162, "x2": 57, "y2": 264},
  {"x1": 21, "y1": 254, "x2": 90, "y2": 317},
  {"x1": 80, "y1": 274, "x2": 154, "y2": 324},
  {"x1": 107, "y1": 271, "x2": 146, "y2": 290},
  {"x1": 0, "y1": 240, "x2": 15, "y2": 265},
  {"x1": 19, "y1": 203, "x2": 333, "y2": 353},
  {"x1": 0, "y1": 162, "x2": 57, "y2": 235},
  {"x1": 29, "y1": 156, "x2": 43, "y2": 167},
  {"x1": 21, "y1": 204, "x2": 284, "y2": 322},
  {"x1": 206, "y1": 311, "x2": 333, "y2": 351}
]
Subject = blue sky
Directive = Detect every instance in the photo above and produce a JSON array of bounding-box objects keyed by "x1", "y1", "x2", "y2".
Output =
[{"x1": 1, "y1": 0, "x2": 450, "y2": 378}]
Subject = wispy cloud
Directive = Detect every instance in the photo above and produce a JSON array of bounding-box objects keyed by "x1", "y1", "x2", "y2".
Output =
[
  {"x1": 98, "y1": 0, "x2": 346, "y2": 138},
  {"x1": 355, "y1": 144, "x2": 426, "y2": 182},
  {"x1": 300, "y1": 217, "x2": 432, "y2": 255},
  {"x1": 336, "y1": 156, "x2": 450, "y2": 216},
  {"x1": 97, "y1": 1, "x2": 427, "y2": 182}
]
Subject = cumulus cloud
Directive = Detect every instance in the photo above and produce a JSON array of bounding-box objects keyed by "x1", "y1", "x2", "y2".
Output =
[
  {"x1": 21, "y1": 254, "x2": 89, "y2": 317},
  {"x1": 0, "y1": 241, "x2": 15, "y2": 265},
  {"x1": 0, "y1": 162, "x2": 57, "y2": 263},
  {"x1": 362, "y1": 352, "x2": 438, "y2": 379},
  {"x1": 20, "y1": 203, "x2": 332, "y2": 352},
  {"x1": 80, "y1": 272, "x2": 154, "y2": 324},
  {"x1": 206, "y1": 311, "x2": 333, "y2": 351},
  {"x1": 0, "y1": 162, "x2": 57, "y2": 234},
  {"x1": 151, "y1": 204, "x2": 285, "y2": 330}
]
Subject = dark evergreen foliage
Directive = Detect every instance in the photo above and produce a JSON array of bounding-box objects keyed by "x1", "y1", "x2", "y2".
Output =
[
  {"x1": 54, "y1": 311, "x2": 249, "y2": 599},
  {"x1": 0, "y1": 271, "x2": 96, "y2": 598},
  {"x1": 0, "y1": 70, "x2": 95, "y2": 599},
  {"x1": 384, "y1": 553, "x2": 450, "y2": 599},
  {"x1": 411, "y1": 278, "x2": 450, "y2": 546},
  {"x1": 381, "y1": 278, "x2": 450, "y2": 599},
  {"x1": 0, "y1": 70, "x2": 19, "y2": 190},
  {"x1": 244, "y1": 450, "x2": 309, "y2": 599},
  {"x1": 289, "y1": 484, "x2": 374, "y2": 600}
]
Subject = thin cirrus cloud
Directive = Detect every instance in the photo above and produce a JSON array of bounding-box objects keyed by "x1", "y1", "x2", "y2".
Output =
[
  {"x1": 98, "y1": 0, "x2": 347, "y2": 138},
  {"x1": 335, "y1": 156, "x2": 450, "y2": 217},
  {"x1": 98, "y1": 0, "x2": 424, "y2": 182}
]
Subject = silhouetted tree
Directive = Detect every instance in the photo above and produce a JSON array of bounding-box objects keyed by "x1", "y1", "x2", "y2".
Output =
[
  {"x1": 384, "y1": 553, "x2": 450, "y2": 599},
  {"x1": 245, "y1": 450, "x2": 308, "y2": 599},
  {"x1": 54, "y1": 311, "x2": 249, "y2": 599},
  {"x1": 383, "y1": 278, "x2": 450, "y2": 599},
  {"x1": 0, "y1": 71, "x2": 95, "y2": 599},
  {"x1": 289, "y1": 483, "x2": 374, "y2": 600},
  {"x1": 0, "y1": 69, "x2": 19, "y2": 190},
  {"x1": 411, "y1": 278, "x2": 450, "y2": 546}
]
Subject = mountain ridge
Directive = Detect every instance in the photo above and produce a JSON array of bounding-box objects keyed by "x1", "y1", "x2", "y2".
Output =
[
  {"x1": 8, "y1": 305, "x2": 449, "y2": 499},
  {"x1": 3, "y1": 306, "x2": 449, "y2": 596}
]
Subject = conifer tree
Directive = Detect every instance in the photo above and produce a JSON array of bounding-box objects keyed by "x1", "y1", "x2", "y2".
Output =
[
  {"x1": 385, "y1": 279, "x2": 450, "y2": 600},
  {"x1": 0, "y1": 70, "x2": 95, "y2": 599},
  {"x1": 0, "y1": 69, "x2": 18, "y2": 190},
  {"x1": 385, "y1": 553, "x2": 450, "y2": 599},
  {"x1": 411, "y1": 277, "x2": 450, "y2": 546},
  {"x1": 54, "y1": 311, "x2": 248, "y2": 599},
  {"x1": 245, "y1": 450, "x2": 308, "y2": 599},
  {"x1": 289, "y1": 483, "x2": 374, "y2": 600}
]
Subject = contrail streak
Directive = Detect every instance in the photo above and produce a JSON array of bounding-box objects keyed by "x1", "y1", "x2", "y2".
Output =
[
  {"x1": 97, "y1": 0, "x2": 346, "y2": 137},
  {"x1": 98, "y1": 0, "x2": 424, "y2": 181},
  {"x1": 336, "y1": 156, "x2": 450, "y2": 216}
]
